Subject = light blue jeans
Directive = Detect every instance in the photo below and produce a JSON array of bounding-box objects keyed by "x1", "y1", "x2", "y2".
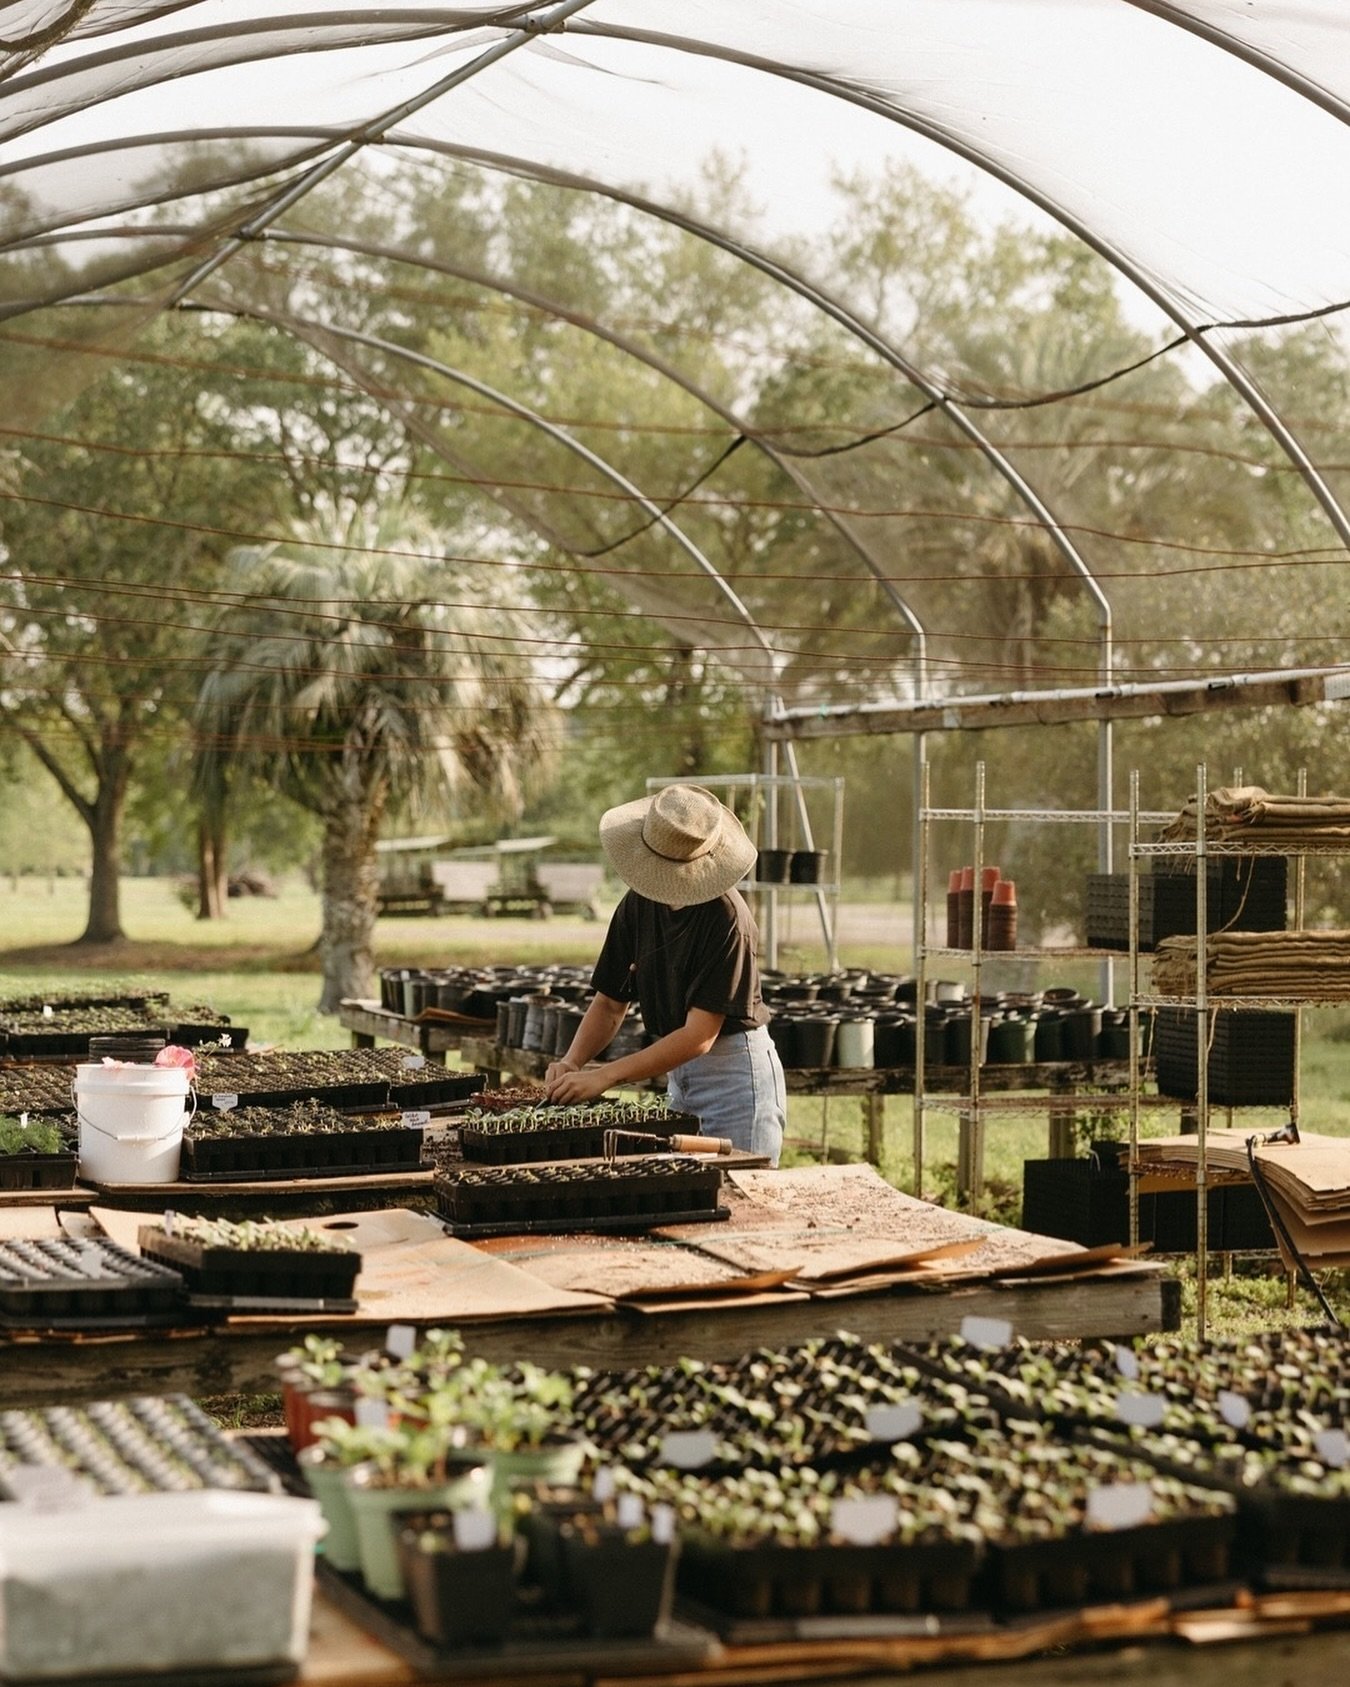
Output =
[{"x1": 667, "y1": 1025, "x2": 785, "y2": 1165}]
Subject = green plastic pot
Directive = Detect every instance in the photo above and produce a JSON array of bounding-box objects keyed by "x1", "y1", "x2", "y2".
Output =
[
  {"x1": 298, "y1": 1446, "x2": 361, "y2": 1573},
  {"x1": 344, "y1": 1459, "x2": 492, "y2": 1602},
  {"x1": 486, "y1": 1441, "x2": 584, "y2": 1512}
]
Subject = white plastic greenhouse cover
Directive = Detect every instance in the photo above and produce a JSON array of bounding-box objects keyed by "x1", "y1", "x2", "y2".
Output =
[{"x1": 3, "y1": 1, "x2": 1350, "y2": 715}]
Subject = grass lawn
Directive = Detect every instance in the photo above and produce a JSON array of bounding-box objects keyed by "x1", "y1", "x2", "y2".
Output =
[{"x1": 4, "y1": 872, "x2": 1348, "y2": 1334}]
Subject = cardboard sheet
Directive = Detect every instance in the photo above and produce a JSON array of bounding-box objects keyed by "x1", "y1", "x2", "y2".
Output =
[
  {"x1": 488, "y1": 1238, "x2": 797, "y2": 1301},
  {"x1": 0, "y1": 1206, "x2": 65, "y2": 1241},
  {"x1": 89, "y1": 1205, "x2": 614, "y2": 1326}
]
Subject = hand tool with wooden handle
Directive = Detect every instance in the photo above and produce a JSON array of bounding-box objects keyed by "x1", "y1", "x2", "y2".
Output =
[{"x1": 602, "y1": 1128, "x2": 734, "y2": 1162}]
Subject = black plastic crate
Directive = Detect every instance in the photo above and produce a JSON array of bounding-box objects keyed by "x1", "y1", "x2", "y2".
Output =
[
  {"x1": 0, "y1": 1150, "x2": 77, "y2": 1191},
  {"x1": 0, "y1": 1237, "x2": 185, "y2": 1326},
  {"x1": 1154, "y1": 1007, "x2": 1295, "y2": 1105},
  {"x1": 386, "y1": 1070, "x2": 485, "y2": 1108},
  {"x1": 1087, "y1": 858, "x2": 1286, "y2": 952},
  {"x1": 137, "y1": 1224, "x2": 361, "y2": 1302},
  {"x1": 1020, "y1": 1155, "x2": 1272, "y2": 1253}
]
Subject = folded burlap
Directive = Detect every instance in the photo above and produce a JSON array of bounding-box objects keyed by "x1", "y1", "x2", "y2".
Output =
[
  {"x1": 1154, "y1": 930, "x2": 1350, "y2": 999},
  {"x1": 1161, "y1": 786, "x2": 1350, "y2": 844}
]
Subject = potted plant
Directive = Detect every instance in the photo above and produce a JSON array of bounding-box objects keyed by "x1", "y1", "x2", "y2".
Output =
[
  {"x1": 397, "y1": 1507, "x2": 522, "y2": 1647},
  {"x1": 554, "y1": 1496, "x2": 678, "y2": 1638},
  {"x1": 0, "y1": 1114, "x2": 76, "y2": 1190},
  {"x1": 441, "y1": 1360, "x2": 582, "y2": 1510}
]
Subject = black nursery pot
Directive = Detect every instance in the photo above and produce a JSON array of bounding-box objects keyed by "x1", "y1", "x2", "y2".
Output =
[
  {"x1": 791, "y1": 1014, "x2": 838, "y2": 1069},
  {"x1": 788, "y1": 849, "x2": 829, "y2": 885},
  {"x1": 767, "y1": 1015, "x2": 798, "y2": 1067},
  {"x1": 559, "y1": 1529, "x2": 678, "y2": 1639},
  {"x1": 755, "y1": 848, "x2": 792, "y2": 884},
  {"x1": 397, "y1": 1522, "x2": 518, "y2": 1648}
]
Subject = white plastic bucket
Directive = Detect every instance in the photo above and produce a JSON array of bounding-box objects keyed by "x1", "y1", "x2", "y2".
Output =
[{"x1": 75, "y1": 1063, "x2": 191, "y2": 1184}]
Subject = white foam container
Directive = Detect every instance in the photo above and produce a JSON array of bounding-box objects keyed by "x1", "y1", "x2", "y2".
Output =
[
  {"x1": 0, "y1": 1490, "x2": 323, "y2": 1680},
  {"x1": 74, "y1": 1062, "x2": 190, "y2": 1184}
]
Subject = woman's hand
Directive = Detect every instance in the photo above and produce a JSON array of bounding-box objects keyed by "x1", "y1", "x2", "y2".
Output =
[
  {"x1": 543, "y1": 1057, "x2": 578, "y2": 1093},
  {"x1": 544, "y1": 1063, "x2": 612, "y2": 1104}
]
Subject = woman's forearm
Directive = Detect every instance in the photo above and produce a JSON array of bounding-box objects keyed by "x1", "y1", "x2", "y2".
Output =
[
  {"x1": 596, "y1": 1017, "x2": 719, "y2": 1087},
  {"x1": 559, "y1": 993, "x2": 627, "y2": 1069}
]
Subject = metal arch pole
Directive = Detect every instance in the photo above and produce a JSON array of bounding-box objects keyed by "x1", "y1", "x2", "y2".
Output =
[
  {"x1": 1121, "y1": 2, "x2": 1350, "y2": 129},
  {"x1": 162, "y1": 0, "x2": 602, "y2": 306},
  {"x1": 558, "y1": 22, "x2": 1350, "y2": 556},
  {"x1": 259, "y1": 224, "x2": 930, "y2": 655}
]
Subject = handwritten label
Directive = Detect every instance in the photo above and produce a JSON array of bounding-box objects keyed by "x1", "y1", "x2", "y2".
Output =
[
  {"x1": 41, "y1": 1004, "x2": 53, "y2": 1020},
  {"x1": 1218, "y1": 1390, "x2": 1251, "y2": 1430},
  {"x1": 211, "y1": 1093, "x2": 238, "y2": 1112},
  {"x1": 453, "y1": 1509, "x2": 497, "y2": 1552},
  {"x1": 1086, "y1": 1483, "x2": 1154, "y2": 1532},
  {"x1": 831, "y1": 1495, "x2": 898, "y2": 1546},
  {"x1": 400, "y1": 1110, "x2": 432, "y2": 1129},
  {"x1": 384, "y1": 1323, "x2": 417, "y2": 1361},
  {"x1": 5, "y1": 1467, "x2": 94, "y2": 1512},
  {"x1": 162, "y1": 1209, "x2": 176, "y2": 1238},
  {"x1": 961, "y1": 1315, "x2": 1013, "y2": 1351},
  {"x1": 659, "y1": 1430, "x2": 717, "y2": 1470},
  {"x1": 401, "y1": 1054, "x2": 426, "y2": 1071},
  {"x1": 1115, "y1": 1391, "x2": 1167, "y2": 1429},
  {"x1": 615, "y1": 1493, "x2": 645, "y2": 1530},
  {"x1": 354, "y1": 1398, "x2": 391, "y2": 1431},
  {"x1": 1114, "y1": 1345, "x2": 1140, "y2": 1382},
  {"x1": 1315, "y1": 1429, "x2": 1350, "y2": 1469},
  {"x1": 864, "y1": 1402, "x2": 923, "y2": 1443}
]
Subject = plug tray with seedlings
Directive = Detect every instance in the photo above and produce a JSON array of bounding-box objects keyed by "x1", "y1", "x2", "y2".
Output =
[
  {"x1": 0, "y1": 1395, "x2": 278, "y2": 1498},
  {"x1": 386, "y1": 1069, "x2": 485, "y2": 1109},
  {"x1": 571, "y1": 1335, "x2": 999, "y2": 1473},
  {"x1": 0, "y1": 1237, "x2": 185, "y2": 1327},
  {"x1": 180, "y1": 1099, "x2": 424, "y2": 1180},
  {"x1": 458, "y1": 1102, "x2": 700, "y2": 1166},
  {"x1": 434, "y1": 1155, "x2": 724, "y2": 1236},
  {"x1": 0, "y1": 1067, "x2": 82, "y2": 1119},
  {"x1": 137, "y1": 1216, "x2": 361, "y2": 1307},
  {"x1": 0, "y1": 1114, "x2": 77, "y2": 1190},
  {"x1": 192, "y1": 1048, "x2": 414, "y2": 1111}
]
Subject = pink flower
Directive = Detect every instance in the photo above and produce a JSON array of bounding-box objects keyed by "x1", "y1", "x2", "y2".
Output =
[{"x1": 155, "y1": 1045, "x2": 196, "y2": 1076}]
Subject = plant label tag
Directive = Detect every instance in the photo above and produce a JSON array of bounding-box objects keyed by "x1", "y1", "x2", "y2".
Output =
[
  {"x1": 18, "y1": 1113, "x2": 28, "y2": 1131},
  {"x1": 354, "y1": 1398, "x2": 391, "y2": 1430},
  {"x1": 864, "y1": 1402, "x2": 923, "y2": 1443},
  {"x1": 615, "y1": 1494, "x2": 645, "y2": 1530},
  {"x1": 6, "y1": 1466, "x2": 94, "y2": 1512},
  {"x1": 1315, "y1": 1429, "x2": 1350, "y2": 1469},
  {"x1": 831, "y1": 1495, "x2": 898, "y2": 1546},
  {"x1": 1218, "y1": 1390, "x2": 1251, "y2": 1430},
  {"x1": 1114, "y1": 1345, "x2": 1140, "y2": 1382},
  {"x1": 1115, "y1": 1391, "x2": 1166, "y2": 1429},
  {"x1": 402, "y1": 1054, "x2": 426, "y2": 1070},
  {"x1": 659, "y1": 1430, "x2": 717, "y2": 1470},
  {"x1": 219, "y1": 1033, "x2": 234, "y2": 1049},
  {"x1": 400, "y1": 1110, "x2": 432, "y2": 1128},
  {"x1": 163, "y1": 1209, "x2": 176, "y2": 1237},
  {"x1": 651, "y1": 1502, "x2": 676, "y2": 1546},
  {"x1": 384, "y1": 1323, "x2": 417, "y2": 1360},
  {"x1": 41, "y1": 1004, "x2": 53, "y2": 1019},
  {"x1": 1086, "y1": 1483, "x2": 1153, "y2": 1532},
  {"x1": 212, "y1": 1093, "x2": 238, "y2": 1111},
  {"x1": 592, "y1": 1466, "x2": 616, "y2": 1503},
  {"x1": 961, "y1": 1315, "x2": 1013, "y2": 1350},
  {"x1": 453, "y1": 1508, "x2": 497, "y2": 1553}
]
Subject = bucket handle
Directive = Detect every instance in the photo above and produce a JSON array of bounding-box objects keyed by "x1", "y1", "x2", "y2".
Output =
[{"x1": 72, "y1": 1079, "x2": 197, "y2": 1145}]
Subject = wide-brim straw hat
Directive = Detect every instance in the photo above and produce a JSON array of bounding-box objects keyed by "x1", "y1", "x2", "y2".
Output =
[{"x1": 599, "y1": 784, "x2": 757, "y2": 908}]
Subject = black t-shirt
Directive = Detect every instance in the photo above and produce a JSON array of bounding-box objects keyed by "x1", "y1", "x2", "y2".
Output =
[{"x1": 590, "y1": 889, "x2": 769, "y2": 1040}]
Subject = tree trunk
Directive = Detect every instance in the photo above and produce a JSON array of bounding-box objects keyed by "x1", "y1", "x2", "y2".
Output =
[
  {"x1": 196, "y1": 813, "x2": 228, "y2": 920},
  {"x1": 318, "y1": 800, "x2": 382, "y2": 1013},
  {"x1": 77, "y1": 756, "x2": 128, "y2": 945}
]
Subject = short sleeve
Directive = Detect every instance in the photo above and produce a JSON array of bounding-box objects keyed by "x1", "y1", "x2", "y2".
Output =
[
  {"x1": 590, "y1": 892, "x2": 639, "y2": 1002},
  {"x1": 684, "y1": 901, "x2": 755, "y2": 1020}
]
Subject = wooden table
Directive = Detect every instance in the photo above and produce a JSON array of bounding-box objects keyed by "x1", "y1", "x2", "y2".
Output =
[{"x1": 0, "y1": 1265, "x2": 1177, "y2": 1409}]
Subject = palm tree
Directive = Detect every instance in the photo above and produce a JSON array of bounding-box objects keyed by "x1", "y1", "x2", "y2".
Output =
[{"x1": 196, "y1": 504, "x2": 554, "y2": 1011}]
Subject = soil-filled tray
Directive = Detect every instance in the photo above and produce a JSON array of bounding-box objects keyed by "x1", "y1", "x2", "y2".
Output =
[
  {"x1": 679, "y1": 1535, "x2": 981, "y2": 1624},
  {"x1": 315, "y1": 1559, "x2": 718, "y2": 1680},
  {"x1": 434, "y1": 1155, "x2": 723, "y2": 1233},
  {"x1": 0, "y1": 1237, "x2": 185, "y2": 1327},
  {"x1": 0, "y1": 1396, "x2": 279, "y2": 1497},
  {"x1": 459, "y1": 1110, "x2": 698, "y2": 1166},
  {"x1": 386, "y1": 1070, "x2": 485, "y2": 1108},
  {"x1": 180, "y1": 1104, "x2": 423, "y2": 1181},
  {"x1": 192, "y1": 1050, "x2": 408, "y2": 1112},
  {"x1": 0, "y1": 1150, "x2": 77, "y2": 1191},
  {"x1": 137, "y1": 1223, "x2": 361, "y2": 1303}
]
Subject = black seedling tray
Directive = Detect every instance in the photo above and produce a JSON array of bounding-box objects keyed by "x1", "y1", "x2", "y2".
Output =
[
  {"x1": 387, "y1": 1071, "x2": 485, "y2": 1108},
  {"x1": 1234, "y1": 1485, "x2": 1350, "y2": 1586},
  {"x1": 169, "y1": 1021, "x2": 248, "y2": 1049},
  {"x1": 0, "y1": 1237, "x2": 186, "y2": 1326},
  {"x1": 678, "y1": 1535, "x2": 981, "y2": 1623},
  {"x1": 198, "y1": 1080, "x2": 390, "y2": 1111},
  {"x1": 181, "y1": 1123, "x2": 423, "y2": 1180},
  {"x1": 137, "y1": 1226, "x2": 361, "y2": 1301},
  {"x1": 0, "y1": 1150, "x2": 77, "y2": 1190},
  {"x1": 441, "y1": 1206, "x2": 730, "y2": 1240},
  {"x1": 435, "y1": 1156, "x2": 722, "y2": 1231},
  {"x1": 459, "y1": 1117, "x2": 689, "y2": 1166},
  {"x1": 983, "y1": 1513, "x2": 1236, "y2": 1613}
]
